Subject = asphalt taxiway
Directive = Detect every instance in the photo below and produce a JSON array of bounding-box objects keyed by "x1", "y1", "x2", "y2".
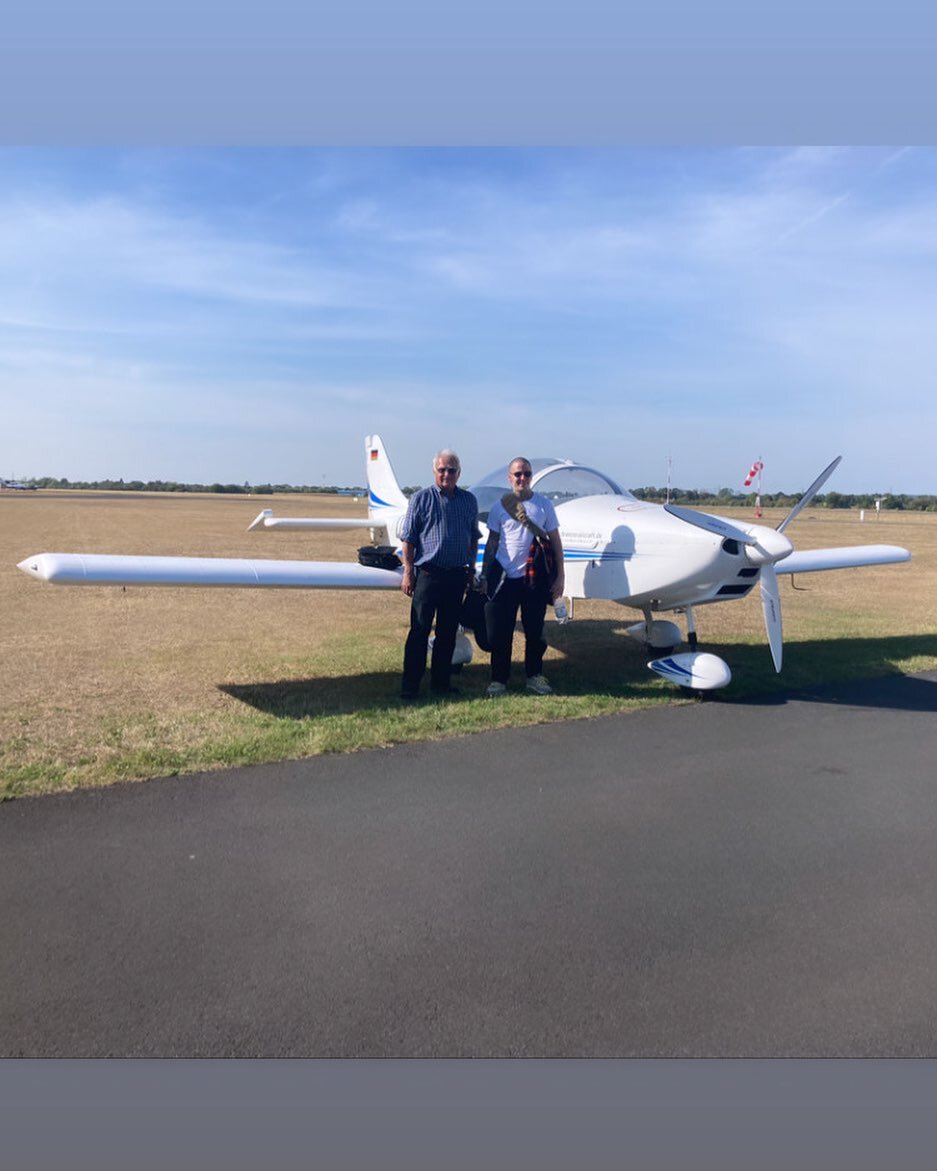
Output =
[{"x1": 2, "y1": 671, "x2": 936, "y2": 1057}]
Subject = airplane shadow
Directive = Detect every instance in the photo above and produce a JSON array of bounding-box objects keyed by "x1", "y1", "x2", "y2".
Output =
[
  {"x1": 219, "y1": 626, "x2": 937, "y2": 719},
  {"x1": 736, "y1": 673, "x2": 937, "y2": 712},
  {"x1": 716, "y1": 634, "x2": 937, "y2": 712}
]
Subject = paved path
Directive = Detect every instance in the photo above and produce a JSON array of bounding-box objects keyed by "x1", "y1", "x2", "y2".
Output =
[{"x1": 3, "y1": 671, "x2": 937, "y2": 1056}]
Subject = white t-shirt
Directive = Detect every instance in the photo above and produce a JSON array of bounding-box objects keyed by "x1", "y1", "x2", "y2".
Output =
[{"x1": 486, "y1": 493, "x2": 559, "y2": 579}]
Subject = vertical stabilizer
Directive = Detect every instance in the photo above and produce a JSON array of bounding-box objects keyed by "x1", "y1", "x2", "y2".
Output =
[{"x1": 365, "y1": 434, "x2": 408, "y2": 520}]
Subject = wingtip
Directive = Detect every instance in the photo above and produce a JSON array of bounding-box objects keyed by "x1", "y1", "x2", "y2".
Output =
[{"x1": 17, "y1": 555, "x2": 43, "y2": 579}]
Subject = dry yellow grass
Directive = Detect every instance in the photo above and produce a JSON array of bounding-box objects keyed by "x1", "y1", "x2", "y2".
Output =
[
  {"x1": 2, "y1": 490, "x2": 935, "y2": 797},
  {"x1": 2, "y1": 491, "x2": 405, "y2": 788}
]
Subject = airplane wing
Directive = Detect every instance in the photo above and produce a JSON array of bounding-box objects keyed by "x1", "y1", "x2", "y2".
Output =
[
  {"x1": 17, "y1": 553, "x2": 403, "y2": 589},
  {"x1": 779, "y1": 545, "x2": 911, "y2": 575}
]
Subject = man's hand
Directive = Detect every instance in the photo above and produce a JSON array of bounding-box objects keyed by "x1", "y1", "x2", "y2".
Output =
[{"x1": 401, "y1": 565, "x2": 415, "y2": 597}]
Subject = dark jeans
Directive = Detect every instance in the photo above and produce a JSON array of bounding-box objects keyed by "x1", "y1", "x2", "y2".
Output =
[
  {"x1": 489, "y1": 575, "x2": 549, "y2": 684},
  {"x1": 401, "y1": 564, "x2": 468, "y2": 696}
]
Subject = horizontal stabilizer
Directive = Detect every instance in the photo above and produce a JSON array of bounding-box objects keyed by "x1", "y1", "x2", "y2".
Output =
[
  {"x1": 780, "y1": 545, "x2": 910, "y2": 575},
  {"x1": 17, "y1": 553, "x2": 403, "y2": 589},
  {"x1": 248, "y1": 508, "x2": 380, "y2": 533}
]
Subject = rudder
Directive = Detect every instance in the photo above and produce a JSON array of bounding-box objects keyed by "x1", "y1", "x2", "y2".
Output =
[{"x1": 365, "y1": 434, "x2": 408, "y2": 518}]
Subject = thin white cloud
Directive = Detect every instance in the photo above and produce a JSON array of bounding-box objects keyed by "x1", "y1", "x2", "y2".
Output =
[{"x1": 773, "y1": 192, "x2": 853, "y2": 245}]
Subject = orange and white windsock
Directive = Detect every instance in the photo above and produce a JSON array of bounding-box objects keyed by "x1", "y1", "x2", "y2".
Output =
[{"x1": 743, "y1": 460, "x2": 763, "y2": 487}]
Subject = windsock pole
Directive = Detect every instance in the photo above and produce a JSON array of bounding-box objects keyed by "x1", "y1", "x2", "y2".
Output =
[{"x1": 744, "y1": 459, "x2": 764, "y2": 518}]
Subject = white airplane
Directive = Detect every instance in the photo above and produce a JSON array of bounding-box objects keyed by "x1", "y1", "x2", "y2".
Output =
[{"x1": 17, "y1": 434, "x2": 911, "y2": 691}]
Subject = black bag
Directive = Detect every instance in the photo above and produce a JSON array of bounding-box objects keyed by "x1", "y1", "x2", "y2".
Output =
[
  {"x1": 357, "y1": 545, "x2": 402, "y2": 571},
  {"x1": 461, "y1": 587, "x2": 495, "y2": 652}
]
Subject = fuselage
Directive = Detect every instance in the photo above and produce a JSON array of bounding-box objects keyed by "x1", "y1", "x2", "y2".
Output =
[{"x1": 549, "y1": 495, "x2": 761, "y2": 610}]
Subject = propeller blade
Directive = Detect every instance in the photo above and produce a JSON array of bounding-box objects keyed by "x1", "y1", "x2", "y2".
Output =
[
  {"x1": 663, "y1": 503, "x2": 756, "y2": 545},
  {"x1": 760, "y1": 564, "x2": 783, "y2": 672},
  {"x1": 777, "y1": 456, "x2": 842, "y2": 533}
]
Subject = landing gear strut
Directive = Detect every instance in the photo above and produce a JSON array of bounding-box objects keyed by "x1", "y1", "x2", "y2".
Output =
[{"x1": 685, "y1": 606, "x2": 698, "y2": 652}]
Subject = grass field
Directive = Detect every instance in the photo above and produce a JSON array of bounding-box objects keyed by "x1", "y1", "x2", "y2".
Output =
[{"x1": 3, "y1": 489, "x2": 935, "y2": 798}]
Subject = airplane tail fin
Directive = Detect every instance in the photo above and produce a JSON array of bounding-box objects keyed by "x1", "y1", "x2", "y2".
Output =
[{"x1": 365, "y1": 434, "x2": 408, "y2": 520}]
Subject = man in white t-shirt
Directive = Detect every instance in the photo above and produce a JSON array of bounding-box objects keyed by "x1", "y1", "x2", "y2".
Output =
[{"x1": 480, "y1": 457, "x2": 565, "y2": 697}]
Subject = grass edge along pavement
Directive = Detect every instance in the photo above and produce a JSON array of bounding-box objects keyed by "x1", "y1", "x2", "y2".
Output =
[{"x1": 4, "y1": 631, "x2": 935, "y2": 800}]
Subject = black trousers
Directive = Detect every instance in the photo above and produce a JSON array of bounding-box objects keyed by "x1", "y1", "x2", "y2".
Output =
[
  {"x1": 489, "y1": 575, "x2": 549, "y2": 684},
  {"x1": 401, "y1": 564, "x2": 468, "y2": 696}
]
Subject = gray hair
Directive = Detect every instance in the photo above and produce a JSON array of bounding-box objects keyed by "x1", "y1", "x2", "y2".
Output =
[{"x1": 433, "y1": 449, "x2": 461, "y2": 473}]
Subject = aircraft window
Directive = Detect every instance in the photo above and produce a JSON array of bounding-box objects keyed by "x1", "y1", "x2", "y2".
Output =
[
  {"x1": 471, "y1": 484, "x2": 509, "y2": 519},
  {"x1": 469, "y1": 460, "x2": 630, "y2": 519},
  {"x1": 470, "y1": 458, "x2": 562, "y2": 520},
  {"x1": 533, "y1": 466, "x2": 630, "y2": 505}
]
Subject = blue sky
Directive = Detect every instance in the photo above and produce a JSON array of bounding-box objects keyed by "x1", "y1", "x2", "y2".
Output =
[{"x1": 1, "y1": 146, "x2": 934, "y2": 494}]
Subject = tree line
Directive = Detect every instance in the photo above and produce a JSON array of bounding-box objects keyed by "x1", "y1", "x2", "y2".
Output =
[
  {"x1": 629, "y1": 488, "x2": 937, "y2": 511},
  {"x1": 26, "y1": 478, "x2": 364, "y2": 496},
  {"x1": 19, "y1": 477, "x2": 937, "y2": 511}
]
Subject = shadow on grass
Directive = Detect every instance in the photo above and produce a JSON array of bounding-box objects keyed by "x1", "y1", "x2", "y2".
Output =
[
  {"x1": 219, "y1": 620, "x2": 661, "y2": 718},
  {"x1": 222, "y1": 669, "x2": 422, "y2": 718},
  {"x1": 219, "y1": 623, "x2": 937, "y2": 719}
]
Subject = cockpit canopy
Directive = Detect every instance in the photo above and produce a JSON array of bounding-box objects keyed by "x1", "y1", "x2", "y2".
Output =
[{"x1": 469, "y1": 459, "x2": 632, "y2": 520}]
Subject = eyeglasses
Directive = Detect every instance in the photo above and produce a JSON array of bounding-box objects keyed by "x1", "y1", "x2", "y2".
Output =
[
  {"x1": 436, "y1": 466, "x2": 458, "y2": 474},
  {"x1": 511, "y1": 470, "x2": 532, "y2": 478}
]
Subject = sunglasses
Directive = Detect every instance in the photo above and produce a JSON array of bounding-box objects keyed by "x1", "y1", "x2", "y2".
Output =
[
  {"x1": 511, "y1": 470, "x2": 532, "y2": 478},
  {"x1": 436, "y1": 466, "x2": 458, "y2": 474}
]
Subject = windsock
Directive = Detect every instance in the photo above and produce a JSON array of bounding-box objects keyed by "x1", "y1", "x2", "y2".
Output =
[{"x1": 743, "y1": 460, "x2": 763, "y2": 487}]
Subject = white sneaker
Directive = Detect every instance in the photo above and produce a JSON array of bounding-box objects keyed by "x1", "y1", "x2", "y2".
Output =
[
  {"x1": 486, "y1": 681, "x2": 507, "y2": 698},
  {"x1": 525, "y1": 674, "x2": 553, "y2": 695}
]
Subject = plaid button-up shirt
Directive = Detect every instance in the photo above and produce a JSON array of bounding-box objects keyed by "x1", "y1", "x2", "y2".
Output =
[{"x1": 400, "y1": 485, "x2": 479, "y2": 569}]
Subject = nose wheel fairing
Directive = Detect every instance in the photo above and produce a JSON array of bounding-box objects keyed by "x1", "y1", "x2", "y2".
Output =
[
  {"x1": 636, "y1": 605, "x2": 733, "y2": 692},
  {"x1": 647, "y1": 652, "x2": 732, "y2": 691}
]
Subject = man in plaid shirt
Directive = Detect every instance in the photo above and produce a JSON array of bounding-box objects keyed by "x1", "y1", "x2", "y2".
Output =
[{"x1": 399, "y1": 449, "x2": 479, "y2": 700}]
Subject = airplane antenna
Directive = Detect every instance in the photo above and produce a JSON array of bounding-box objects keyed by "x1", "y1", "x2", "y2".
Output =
[
  {"x1": 666, "y1": 455, "x2": 672, "y2": 505},
  {"x1": 744, "y1": 459, "x2": 764, "y2": 518}
]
